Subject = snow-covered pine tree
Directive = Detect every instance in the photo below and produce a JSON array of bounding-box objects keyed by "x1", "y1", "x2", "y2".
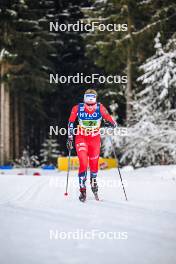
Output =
[
  {"x1": 136, "y1": 32, "x2": 176, "y2": 120},
  {"x1": 102, "y1": 33, "x2": 176, "y2": 167},
  {"x1": 40, "y1": 138, "x2": 60, "y2": 164},
  {"x1": 82, "y1": 0, "x2": 176, "y2": 122}
]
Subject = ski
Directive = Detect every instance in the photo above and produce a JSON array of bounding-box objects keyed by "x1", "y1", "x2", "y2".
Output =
[
  {"x1": 93, "y1": 193, "x2": 100, "y2": 201},
  {"x1": 79, "y1": 197, "x2": 86, "y2": 203}
]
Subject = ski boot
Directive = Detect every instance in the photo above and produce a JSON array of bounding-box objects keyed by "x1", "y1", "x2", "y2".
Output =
[
  {"x1": 79, "y1": 189, "x2": 86, "y2": 202},
  {"x1": 90, "y1": 176, "x2": 99, "y2": 201}
]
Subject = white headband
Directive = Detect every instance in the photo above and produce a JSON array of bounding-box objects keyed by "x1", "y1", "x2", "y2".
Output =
[{"x1": 84, "y1": 93, "x2": 97, "y2": 104}]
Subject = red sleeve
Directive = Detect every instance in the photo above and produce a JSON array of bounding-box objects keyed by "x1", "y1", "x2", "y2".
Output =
[
  {"x1": 100, "y1": 104, "x2": 116, "y2": 124},
  {"x1": 69, "y1": 105, "x2": 78, "y2": 122}
]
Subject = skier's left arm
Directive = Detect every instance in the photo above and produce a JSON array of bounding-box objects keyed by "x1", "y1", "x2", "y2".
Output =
[{"x1": 100, "y1": 104, "x2": 117, "y2": 128}]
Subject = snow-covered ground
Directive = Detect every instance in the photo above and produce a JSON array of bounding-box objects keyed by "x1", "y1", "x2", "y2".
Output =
[{"x1": 0, "y1": 165, "x2": 176, "y2": 264}]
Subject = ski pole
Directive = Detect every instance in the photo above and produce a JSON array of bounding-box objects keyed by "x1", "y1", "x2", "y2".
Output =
[
  {"x1": 64, "y1": 148, "x2": 72, "y2": 196},
  {"x1": 109, "y1": 136, "x2": 128, "y2": 201}
]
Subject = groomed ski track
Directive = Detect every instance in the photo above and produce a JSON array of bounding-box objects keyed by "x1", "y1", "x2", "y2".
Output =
[{"x1": 0, "y1": 166, "x2": 176, "y2": 264}]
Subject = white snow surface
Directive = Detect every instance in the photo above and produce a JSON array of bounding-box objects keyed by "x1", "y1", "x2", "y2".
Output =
[{"x1": 0, "y1": 165, "x2": 176, "y2": 264}]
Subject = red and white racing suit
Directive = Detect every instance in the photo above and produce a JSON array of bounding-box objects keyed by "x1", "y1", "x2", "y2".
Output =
[{"x1": 68, "y1": 103, "x2": 116, "y2": 192}]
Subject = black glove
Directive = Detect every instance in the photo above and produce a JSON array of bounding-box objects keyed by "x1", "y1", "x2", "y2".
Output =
[
  {"x1": 67, "y1": 137, "x2": 73, "y2": 150},
  {"x1": 104, "y1": 121, "x2": 117, "y2": 128}
]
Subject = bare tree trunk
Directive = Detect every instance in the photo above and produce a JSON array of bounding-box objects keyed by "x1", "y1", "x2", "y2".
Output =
[
  {"x1": 126, "y1": 44, "x2": 132, "y2": 122},
  {"x1": 10, "y1": 93, "x2": 14, "y2": 159},
  {"x1": 4, "y1": 85, "x2": 10, "y2": 162},
  {"x1": 126, "y1": 4, "x2": 133, "y2": 124},
  {"x1": 0, "y1": 63, "x2": 5, "y2": 165},
  {"x1": 0, "y1": 62, "x2": 11, "y2": 164},
  {"x1": 14, "y1": 95, "x2": 20, "y2": 159},
  {"x1": 19, "y1": 94, "x2": 24, "y2": 155}
]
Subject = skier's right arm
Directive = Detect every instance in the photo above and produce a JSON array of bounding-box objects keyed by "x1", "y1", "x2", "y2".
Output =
[{"x1": 68, "y1": 105, "x2": 78, "y2": 143}]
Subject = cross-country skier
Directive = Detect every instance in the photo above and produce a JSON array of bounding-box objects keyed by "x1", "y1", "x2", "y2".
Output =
[{"x1": 67, "y1": 89, "x2": 116, "y2": 202}]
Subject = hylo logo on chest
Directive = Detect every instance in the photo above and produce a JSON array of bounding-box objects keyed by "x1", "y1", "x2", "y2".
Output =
[{"x1": 80, "y1": 112, "x2": 98, "y2": 118}]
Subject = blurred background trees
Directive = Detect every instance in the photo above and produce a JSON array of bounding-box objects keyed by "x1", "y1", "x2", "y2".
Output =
[{"x1": 0, "y1": 0, "x2": 176, "y2": 166}]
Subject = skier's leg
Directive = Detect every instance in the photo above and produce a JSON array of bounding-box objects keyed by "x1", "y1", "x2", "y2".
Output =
[
  {"x1": 88, "y1": 135, "x2": 101, "y2": 195},
  {"x1": 78, "y1": 171, "x2": 87, "y2": 191},
  {"x1": 90, "y1": 172, "x2": 98, "y2": 194},
  {"x1": 75, "y1": 135, "x2": 88, "y2": 201}
]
